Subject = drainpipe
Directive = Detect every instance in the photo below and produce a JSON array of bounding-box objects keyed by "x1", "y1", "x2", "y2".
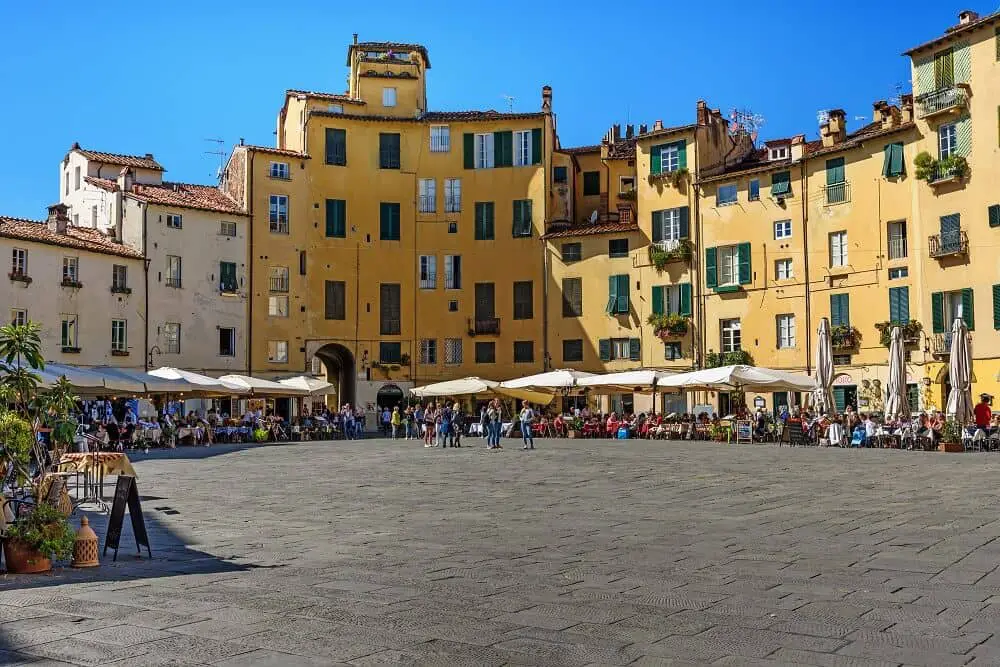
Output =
[
  {"x1": 800, "y1": 159, "x2": 812, "y2": 375},
  {"x1": 542, "y1": 120, "x2": 551, "y2": 371},
  {"x1": 142, "y1": 203, "x2": 150, "y2": 371},
  {"x1": 247, "y1": 150, "x2": 255, "y2": 376}
]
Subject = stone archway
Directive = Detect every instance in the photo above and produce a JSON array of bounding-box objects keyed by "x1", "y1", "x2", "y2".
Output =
[{"x1": 314, "y1": 343, "x2": 356, "y2": 408}]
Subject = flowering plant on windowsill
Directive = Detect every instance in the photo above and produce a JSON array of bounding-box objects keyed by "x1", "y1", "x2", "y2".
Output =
[
  {"x1": 830, "y1": 325, "x2": 861, "y2": 350},
  {"x1": 873, "y1": 320, "x2": 922, "y2": 347},
  {"x1": 8, "y1": 272, "x2": 31, "y2": 284},
  {"x1": 59, "y1": 279, "x2": 83, "y2": 288},
  {"x1": 704, "y1": 350, "x2": 753, "y2": 368},
  {"x1": 648, "y1": 239, "x2": 693, "y2": 271},
  {"x1": 647, "y1": 167, "x2": 689, "y2": 188},
  {"x1": 111, "y1": 350, "x2": 130, "y2": 357},
  {"x1": 110, "y1": 285, "x2": 132, "y2": 295},
  {"x1": 646, "y1": 313, "x2": 689, "y2": 339}
]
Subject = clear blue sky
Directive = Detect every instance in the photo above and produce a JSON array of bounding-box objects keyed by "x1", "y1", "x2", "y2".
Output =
[{"x1": 0, "y1": 0, "x2": 969, "y2": 219}]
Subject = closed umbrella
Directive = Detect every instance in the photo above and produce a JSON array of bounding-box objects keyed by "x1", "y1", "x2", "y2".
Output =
[
  {"x1": 883, "y1": 326, "x2": 910, "y2": 421},
  {"x1": 813, "y1": 318, "x2": 835, "y2": 415},
  {"x1": 945, "y1": 318, "x2": 973, "y2": 423}
]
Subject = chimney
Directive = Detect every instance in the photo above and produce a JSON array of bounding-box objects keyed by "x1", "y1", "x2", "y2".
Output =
[
  {"x1": 144, "y1": 153, "x2": 154, "y2": 162},
  {"x1": 638, "y1": 123, "x2": 648, "y2": 134},
  {"x1": 541, "y1": 85, "x2": 552, "y2": 112},
  {"x1": 873, "y1": 100, "x2": 901, "y2": 129},
  {"x1": 958, "y1": 9, "x2": 979, "y2": 25},
  {"x1": 900, "y1": 93, "x2": 914, "y2": 123},
  {"x1": 696, "y1": 100, "x2": 709, "y2": 126},
  {"x1": 610, "y1": 124, "x2": 620, "y2": 142},
  {"x1": 116, "y1": 166, "x2": 133, "y2": 194},
  {"x1": 47, "y1": 203, "x2": 69, "y2": 234},
  {"x1": 820, "y1": 109, "x2": 847, "y2": 147},
  {"x1": 653, "y1": 119, "x2": 663, "y2": 131},
  {"x1": 790, "y1": 134, "x2": 806, "y2": 161},
  {"x1": 625, "y1": 124, "x2": 634, "y2": 140},
  {"x1": 353, "y1": 33, "x2": 358, "y2": 44}
]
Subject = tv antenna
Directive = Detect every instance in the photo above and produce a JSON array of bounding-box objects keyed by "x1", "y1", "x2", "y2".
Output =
[
  {"x1": 889, "y1": 81, "x2": 905, "y2": 107},
  {"x1": 728, "y1": 108, "x2": 764, "y2": 146},
  {"x1": 501, "y1": 95, "x2": 515, "y2": 113},
  {"x1": 204, "y1": 138, "x2": 227, "y2": 180}
]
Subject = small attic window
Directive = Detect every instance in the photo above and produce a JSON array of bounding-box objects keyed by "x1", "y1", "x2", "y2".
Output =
[
  {"x1": 328, "y1": 104, "x2": 343, "y2": 114},
  {"x1": 768, "y1": 146, "x2": 789, "y2": 161}
]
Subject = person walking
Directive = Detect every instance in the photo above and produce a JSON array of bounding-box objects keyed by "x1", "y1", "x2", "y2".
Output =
[
  {"x1": 381, "y1": 407, "x2": 391, "y2": 436},
  {"x1": 519, "y1": 401, "x2": 536, "y2": 450},
  {"x1": 390, "y1": 405, "x2": 402, "y2": 440},
  {"x1": 424, "y1": 402, "x2": 437, "y2": 447},
  {"x1": 487, "y1": 398, "x2": 503, "y2": 449},
  {"x1": 451, "y1": 402, "x2": 464, "y2": 448},
  {"x1": 439, "y1": 402, "x2": 453, "y2": 447},
  {"x1": 403, "y1": 405, "x2": 414, "y2": 439},
  {"x1": 479, "y1": 406, "x2": 489, "y2": 442}
]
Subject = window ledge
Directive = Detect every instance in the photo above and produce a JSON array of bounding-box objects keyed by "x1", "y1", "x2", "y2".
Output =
[
  {"x1": 60, "y1": 280, "x2": 83, "y2": 288},
  {"x1": 828, "y1": 265, "x2": 852, "y2": 276},
  {"x1": 714, "y1": 285, "x2": 742, "y2": 294},
  {"x1": 715, "y1": 201, "x2": 738, "y2": 208},
  {"x1": 9, "y1": 273, "x2": 32, "y2": 284},
  {"x1": 110, "y1": 286, "x2": 132, "y2": 295},
  {"x1": 61, "y1": 346, "x2": 81, "y2": 354},
  {"x1": 111, "y1": 350, "x2": 130, "y2": 357},
  {"x1": 268, "y1": 175, "x2": 291, "y2": 181}
]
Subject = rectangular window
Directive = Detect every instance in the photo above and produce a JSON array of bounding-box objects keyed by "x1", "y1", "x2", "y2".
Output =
[
  {"x1": 444, "y1": 338, "x2": 463, "y2": 365},
  {"x1": 512, "y1": 199, "x2": 532, "y2": 237},
  {"x1": 379, "y1": 133, "x2": 401, "y2": 169},
  {"x1": 324, "y1": 280, "x2": 345, "y2": 320},
  {"x1": 325, "y1": 128, "x2": 346, "y2": 166},
  {"x1": 299, "y1": 250, "x2": 306, "y2": 276},
  {"x1": 619, "y1": 208, "x2": 633, "y2": 224},
  {"x1": 889, "y1": 286, "x2": 910, "y2": 324},
  {"x1": 219, "y1": 261, "x2": 238, "y2": 292},
  {"x1": 776, "y1": 314, "x2": 795, "y2": 349},
  {"x1": 269, "y1": 195, "x2": 288, "y2": 233},
  {"x1": 420, "y1": 339, "x2": 437, "y2": 364},
  {"x1": 598, "y1": 338, "x2": 639, "y2": 362},
  {"x1": 11, "y1": 248, "x2": 27, "y2": 276},
  {"x1": 889, "y1": 266, "x2": 909, "y2": 280},
  {"x1": 419, "y1": 255, "x2": 437, "y2": 289},
  {"x1": 829, "y1": 231, "x2": 848, "y2": 267},
  {"x1": 379, "y1": 202, "x2": 401, "y2": 241},
  {"x1": 269, "y1": 162, "x2": 289, "y2": 179},
  {"x1": 748, "y1": 179, "x2": 760, "y2": 201},
  {"x1": 934, "y1": 47, "x2": 955, "y2": 89},
  {"x1": 606, "y1": 274, "x2": 629, "y2": 315},
  {"x1": 325, "y1": 199, "x2": 346, "y2": 238},
  {"x1": 112, "y1": 264, "x2": 127, "y2": 291},
  {"x1": 267, "y1": 341, "x2": 288, "y2": 363},
  {"x1": 513, "y1": 130, "x2": 532, "y2": 167},
  {"x1": 91, "y1": 205, "x2": 98, "y2": 228},
  {"x1": 10, "y1": 309, "x2": 27, "y2": 327},
  {"x1": 718, "y1": 245, "x2": 739, "y2": 286},
  {"x1": 775, "y1": 259, "x2": 793, "y2": 280},
  {"x1": 444, "y1": 178, "x2": 461, "y2": 212},
  {"x1": 475, "y1": 341, "x2": 495, "y2": 364},
  {"x1": 882, "y1": 142, "x2": 905, "y2": 178},
  {"x1": 74, "y1": 165, "x2": 81, "y2": 190},
  {"x1": 72, "y1": 214, "x2": 79, "y2": 227},
  {"x1": 563, "y1": 339, "x2": 583, "y2": 362},
  {"x1": 582, "y1": 171, "x2": 600, "y2": 196},
  {"x1": 379, "y1": 342, "x2": 402, "y2": 364},
  {"x1": 379, "y1": 283, "x2": 401, "y2": 335},
  {"x1": 553, "y1": 166, "x2": 568, "y2": 183},
  {"x1": 60, "y1": 314, "x2": 78, "y2": 348},
  {"x1": 773, "y1": 220, "x2": 792, "y2": 240},
  {"x1": 111, "y1": 319, "x2": 127, "y2": 352},
  {"x1": 62, "y1": 257, "x2": 79, "y2": 282},
  {"x1": 657, "y1": 142, "x2": 682, "y2": 173},
  {"x1": 832, "y1": 354, "x2": 852, "y2": 365},
  {"x1": 166, "y1": 214, "x2": 182, "y2": 229},
  {"x1": 771, "y1": 171, "x2": 792, "y2": 197},
  {"x1": 430, "y1": 125, "x2": 450, "y2": 152},
  {"x1": 474, "y1": 202, "x2": 495, "y2": 240},
  {"x1": 608, "y1": 238, "x2": 629, "y2": 258},
  {"x1": 513, "y1": 341, "x2": 534, "y2": 363},
  {"x1": 652, "y1": 284, "x2": 691, "y2": 316},
  {"x1": 562, "y1": 277, "x2": 582, "y2": 317},
  {"x1": 218, "y1": 328, "x2": 236, "y2": 356},
  {"x1": 561, "y1": 243, "x2": 582, "y2": 263},
  {"x1": 513, "y1": 281, "x2": 533, "y2": 320},
  {"x1": 474, "y1": 133, "x2": 495, "y2": 169},
  {"x1": 619, "y1": 176, "x2": 635, "y2": 194},
  {"x1": 721, "y1": 318, "x2": 741, "y2": 353},
  {"x1": 716, "y1": 183, "x2": 737, "y2": 206},
  {"x1": 219, "y1": 220, "x2": 237, "y2": 237},
  {"x1": 664, "y1": 342, "x2": 682, "y2": 361},
  {"x1": 418, "y1": 178, "x2": 436, "y2": 213},
  {"x1": 269, "y1": 266, "x2": 289, "y2": 293},
  {"x1": 382, "y1": 87, "x2": 397, "y2": 107},
  {"x1": 989, "y1": 204, "x2": 1000, "y2": 228},
  {"x1": 830, "y1": 293, "x2": 850, "y2": 327},
  {"x1": 939, "y1": 123, "x2": 958, "y2": 159},
  {"x1": 164, "y1": 322, "x2": 180, "y2": 354},
  {"x1": 268, "y1": 295, "x2": 289, "y2": 317},
  {"x1": 444, "y1": 255, "x2": 461, "y2": 289},
  {"x1": 888, "y1": 221, "x2": 907, "y2": 259}
]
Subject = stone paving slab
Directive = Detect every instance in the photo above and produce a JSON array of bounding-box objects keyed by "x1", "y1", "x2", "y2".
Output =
[{"x1": 1, "y1": 438, "x2": 1000, "y2": 665}]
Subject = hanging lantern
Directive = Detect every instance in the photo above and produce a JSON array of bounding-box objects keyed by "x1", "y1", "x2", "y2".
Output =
[{"x1": 71, "y1": 515, "x2": 100, "y2": 568}]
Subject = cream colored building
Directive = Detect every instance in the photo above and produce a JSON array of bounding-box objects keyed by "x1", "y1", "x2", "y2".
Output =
[{"x1": 2, "y1": 204, "x2": 145, "y2": 367}]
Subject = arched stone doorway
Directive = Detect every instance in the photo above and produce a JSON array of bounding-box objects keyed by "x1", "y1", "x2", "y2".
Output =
[
  {"x1": 376, "y1": 384, "x2": 404, "y2": 410},
  {"x1": 314, "y1": 343, "x2": 356, "y2": 408}
]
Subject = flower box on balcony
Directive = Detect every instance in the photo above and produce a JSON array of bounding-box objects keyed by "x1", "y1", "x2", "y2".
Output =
[
  {"x1": 60, "y1": 279, "x2": 83, "y2": 288},
  {"x1": 61, "y1": 346, "x2": 81, "y2": 354},
  {"x1": 111, "y1": 350, "x2": 130, "y2": 357},
  {"x1": 648, "y1": 240, "x2": 693, "y2": 271},
  {"x1": 647, "y1": 168, "x2": 689, "y2": 188},
  {"x1": 647, "y1": 313, "x2": 689, "y2": 340},
  {"x1": 915, "y1": 152, "x2": 968, "y2": 187},
  {"x1": 704, "y1": 350, "x2": 753, "y2": 368},
  {"x1": 110, "y1": 286, "x2": 132, "y2": 295},
  {"x1": 874, "y1": 320, "x2": 922, "y2": 347},
  {"x1": 8, "y1": 272, "x2": 31, "y2": 284},
  {"x1": 830, "y1": 325, "x2": 861, "y2": 350},
  {"x1": 618, "y1": 190, "x2": 637, "y2": 201}
]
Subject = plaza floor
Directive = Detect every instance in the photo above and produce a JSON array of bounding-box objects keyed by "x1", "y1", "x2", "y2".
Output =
[{"x1": 2, "y1": 438, "x2": 1000, "y2": 666}]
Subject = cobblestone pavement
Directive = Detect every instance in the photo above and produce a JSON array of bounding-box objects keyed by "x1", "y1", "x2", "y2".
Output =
[{"x1": 2, "y1": 438, "x2": 1000, "y2": 666}]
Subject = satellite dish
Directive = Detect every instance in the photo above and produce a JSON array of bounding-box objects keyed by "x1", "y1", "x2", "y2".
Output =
[{"x1": 589, "y1": 209, "x2": 599, "y2": 224}]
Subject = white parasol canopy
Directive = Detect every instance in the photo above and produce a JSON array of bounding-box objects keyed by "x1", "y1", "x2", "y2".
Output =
[
  {"x1": 91, "y1": 366, "x2": 199, "y2": 395},
  {"x1": 577, "y1": 369, "x2": 671, "y2": 393},
  {"x1": 500, "y1": 369, "x2": 594, "y2": 390},
  {"x1": 658, "y1": 365, "x2": 815, "y2": 393},
  {"x1": 35, "y1": 363, "x2": 109, "y2": 392},
  {"x1": 410, "y1": 377, "x2": 553, "y2": 405},
  {"x1": 218, "y1": 374, "x2": 309, "y2": 397},
  {"x1": 278, "y1": 375, "x2": 334, "y2": 396},
  {"x1": 149, "y1": 367, "x2": 249, "y2": 395},
  {"x1": 814, "y1": 318, "x2": 836, "y2": 415},
  {"x1": 945, "y1": 318, "x2": 973, "y2": 422},
  {"x1": 883, "y1": 326, "x2": 910, "y2": 421}
]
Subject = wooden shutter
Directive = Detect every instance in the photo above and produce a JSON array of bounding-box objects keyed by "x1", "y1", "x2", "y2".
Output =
[
  {"x1": 493, "y1": 131, "x2": 513, "y2": 167},
  {"x1": 962, "y1": 288, "x2": 975, "y2": 331},
  {"x1": 598, "y1": 339, "x2": 611, "y2": 361},
  {"x1": 826, "y1": 158, "x2": 845, "y2": 185},
  {"x1": 463, "y1": 133, "x2": 474, "y2": 169},
  {"x1": 989, "y1": 204, "x2": 1000, "y2": 228},
  {"x1": 562, "y1": 278, "x2": 582, "y2": 317},
  {"x1": 934, "y1": 48, "x2": 954, "y2": 88},
  {"x1": 325, "y1": 199, "x2": 345, "y2": 237},
  {"x1": 896, "y1": 287, "x2": 909, "y2": 322},
  {"x1": 629, "y1": 338, "x2": 641, "y2": 361},
  {"x1": 679, "y1": 206, "x2": 690, "y2": 238},
  {"x1": 890, "y1": 143, "x2": 904, "y2": 177},
  {"x1": 325, "y1": 128, "x2": 346, "y2": 165},
  {"x1": 325, "y1": 280, "x2": 345, "y2": 320},
  {"x1": 675, "y1": 140, "x2": 687, "y2": 170},
  {"x1": 882, "y1": 144, "x2": 892, "y2": 178},
  {"x1": 616, "y1": 275, "x2": 630, "y2": 314},
  {"x1": 651, "y1": 211, "x2": 663, "y2": 243},
  {"x1": 606, "y1": 275, "x2": 618, "y2": 314},
  {"x1": 705, "y1": 247, "x2": 717, "y2": 289},
  {"x1": 531, "y1": 128, "x2": 542, "y2": 165},
  {"x1": 831, "y1": 294, "x2": 849, "y2": 327},
  {"x1": 650, "y1": 145, "x2": 662, "y2": 175},
  {"x1": 679, "y1": 283, "x2": 692, "y2": 316},
  {"x1": 931, "y1": 291, "x2": 944, "y2": 333},
  {"x1": 379, "y1": 202, "x2": 390, "y2": 239},
  {"x1": 737, "y1": 242, "x2": 752, "y2": 285},
  {"x1": 651, "y1": 285, "x2": 664, "y2": 315},
  {"x1": 485, "y1": 202, "x2": 494, "y2": 239},
  {"x1": 993, "y1": 284, "x2": 1000, "y2": 330}
]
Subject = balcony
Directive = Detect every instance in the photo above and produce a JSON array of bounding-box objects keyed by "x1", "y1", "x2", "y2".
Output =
[
  {"x1": 468, "y1": 317, "x2": 500, "y2": 336},
  {"x1": 931, "y1": 331, "x2": 972, "y2": 357},
  {"x1": 916, "y1": 86, "x2": 968, "y2": 120},
  {"x1": 648, "y1": 239, "x2": 693, "y2": 271},
  {"x1": 928, "y1": 230, "x2": 968, "y2": 259},
  {"x1": 110, "y1": 285, "x2": 132, "y2": 295},
  {"x1": 220, "y1": 282, "x2": 239, "y2": 295},
  {"x1": 823, "y1": 181, "x2": 850, "y2": 206},
  {"x1": 830, "y1": 325, "x2": 861, "y2": 350}
]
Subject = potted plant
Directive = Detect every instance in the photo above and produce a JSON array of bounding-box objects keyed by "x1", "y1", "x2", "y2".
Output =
[
  {"x1": 938, "y1": 419, "x2": 964, "y2": 453},
  {"x1": 830, "y1": 325, "x2": 860, "y2": 350},
  {"x1": 648, "y1": 239, "x2": 693, "y2": 272},
  {"x1": 647, "y1": 313, "x2": 689, "y2": 340},
  {"x1": 915, "y1": 151, "x2": 968, "y2": 183},
  {"x1": 2, "y1": 502, "x2": 76, "y2": 574},
  {"x1": 874, "y1": 320, "x2": 922, "y2": 347}
]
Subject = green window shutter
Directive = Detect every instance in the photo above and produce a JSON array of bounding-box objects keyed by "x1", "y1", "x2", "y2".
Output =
[
  {"x1": 882, "y1": 144, "x2": 892, "y2": 178},
  {"x1": 888, "y1": 288, "x2": 903, "y2": 324},
  {"x1": 380, "y1": 203, "x2": 400, "y2": 240},
  {"x1": 897, "y1": 286, "x2": 910, "y2": 322},
  {"x1": 606, "y1": 275, "x2": 618, "y2": 314},
  {"x1": 511, "y1": 200, "x2": 532, "y2": 237},
  {"x1": 325, "y1": 128, "x2": 346, "y2": 165},
  {"x1": 325, "y1": 199, "x2": 346, "y2": 237},
  {"x1": 650, "y1": 144, "x2": 662, "y2": 175},
  {"x1": 675, "y1": 140, "x2": 687, "y2": 170},
  {"x1": 826, "y1": 157, "x2": 845, "y2": 185},
  {"x1": 651, "y1": 211, "x2": 663, "y2": 243},
  {"x1": 616, "y1": 275, "x2": 630, "y2": 314},
  {"x1": 629, "y1": 338, "x2": 641, "y2": 361},
  {"x1": 651, "y1": 285, "x2": 664, "y2": 315},
  {"x1": 512, "y1": 200, "x2": 522, "y2": 237},
  {"x1": 531, "y1": 128, "x2": 542, "y2": 165},
  {"x1": 931, "y1": 291, "x2": 944, "y2": 333},
  {"x1": 486, "y1": 202, "x2": 494, "y2": 239},
  {"x1": 705, "y1": 247, "x2": 717, "y2": 289},
  {"x1": 679, "y1": 283, "x2": 692, "y2": 316},
  {"x1": 493, "y1": 131, "x2": 513, "y2": 167},
  {"x1": 831, "y1": 294, "x2": 849, "y2": 327},
  {"x1": 737, "y1": 242, "x2": 752, "y2": 285},
  {"x1": 770, "y1": 171, "x2": 791, "y2": 196},
  {"x1": 679, "y1": 206, "x2": 690, "y2": 238},
  {"x1": 463, "y1": 133, "x2": 474, "y2": 169},
  {"x1": 379, "y1": 202, "x2": 390, "y2": 239},
  {"x1": 993, "y1": 285, "x2": 1000, "y2": 329},
  {"x1": 890, "y1": 143, "x2": 904, "y2": 177},
  {"x1": 962, "y1": 288, "x2": 975, "y2": 331},
  {"x1": 989, "y1": 204, "x2": 1000, "y2": 228},
  {"x1": 599, "y1": 339, "x2": 611, "y2": 361},
  {"x1": 220, "y1": 262, "x2": 236, "y2": 288}
]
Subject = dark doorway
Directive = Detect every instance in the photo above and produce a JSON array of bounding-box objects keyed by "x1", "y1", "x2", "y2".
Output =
[
  {"x1": 376, "y1": 384, "x2": 404, "y2": 410},
  {"x1": 315, "y1": 343, "x2": 356, "y2": 408}
]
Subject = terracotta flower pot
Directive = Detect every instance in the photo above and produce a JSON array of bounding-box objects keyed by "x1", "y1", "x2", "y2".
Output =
[{"x1": 3, "y1": 538, "x2": 52, "y2": 574}]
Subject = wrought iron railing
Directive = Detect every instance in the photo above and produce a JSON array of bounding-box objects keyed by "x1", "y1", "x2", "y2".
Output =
[
  {"x1": 469, "y1": 317, "x2": 500, "y2": 335},
  {"x1": 916, "y1": 86, "x2": 968, "y2": 118},
  {"x1": 932, "y1": 331, "x2": 973, "y2": 356},
  {"x1": 823, "y1": 181, "x2": 850, "y2": 206},
  {"x1": 928, "y1": 230, "x2": 968, "y2": 258}
]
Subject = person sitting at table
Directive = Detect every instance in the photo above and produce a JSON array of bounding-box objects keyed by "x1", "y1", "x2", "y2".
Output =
[
  {"x1": 552, "y1": 413, "x2": 566, "y2": 438},
  {"x1": 605, "y1": 412, "x2": 620, "y2": 437},
  {"x1": 974, "y1": 394, "x2": 993, "y2": 435},
  {"x1": 861, "y1": 413, "x2": 877, "y2": 446},
  {"x1": 754, "y1": 409, "x2": 768, "y2": 440}
]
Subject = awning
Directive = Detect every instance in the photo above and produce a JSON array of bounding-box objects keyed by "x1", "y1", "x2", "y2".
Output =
[
  {"x1": 410, "y1": 377, "x2": 553, "y2": 405},
  {"x1": 278, "y1": 375, "x2": 334, "y2": 396},
  {"x1": 657, "y1": 365, "x2": 815, "y2": 392},
  {"x1": 149, "y1": 367, "x2": 249, "y2": 396},
  {"x1": 92, "y1": 367, "x2": 196, "y2": 394},
  {"x1": 500, "y1": 369, "x2": 594, "y2": 390},
  {"x1": 36, "y1": 363, "x2": 109, "y2": 393},
  {"x1": 577, "y1": 369, "x2": 673, "y2": 393},
  {"x1": 218, "y1": 374, "x2": 309, "y2": 397}
]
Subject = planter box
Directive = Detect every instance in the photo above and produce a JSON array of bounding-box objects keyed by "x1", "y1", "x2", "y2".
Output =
[
  {"x1": 938, "y1": 442, "x2": 964, "y2": 453},
  {"x1": 567, "y1": 429, "x2": 580, "y2": 439},
  {"x1": 2, "y1": 538, "x2": 52, "y2": 574}
]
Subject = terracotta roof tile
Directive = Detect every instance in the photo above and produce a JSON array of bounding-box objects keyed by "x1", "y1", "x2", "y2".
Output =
[
  {"x1": 0, "y1": 217, "x2": 143, "y2": 259},
  {"x1": 242, "y1": 145, "x2": 310, "y2": 158},
  {"x1": 637, "y1": 123, "x2": 697, "y2": 141},
  {"x1": 85, "y1": 177, "x2": 246, "y2": 216},
  {"x1": 560, "y1": 145, "x2": 601, "y2": 155},
  {"x1": 310, "y1": 110, "x2": 544, "y2": 123},
  {"x1": 904, "y1": 10, "x2": 1000, "y2": 55},
  {"x1": 71, "y1": 144, "x2": 164, "y2": 171},
  {"x1": 607, "y1": 138, "x2": 636, "y2": 160},
  {"x1": 286, "y1": 89, "x2": 365, "y2": 105},
  {"x1": 347, "y1": 41, "x2": 431, "y2": 67},
  {"x1": 542, "y1": 222, "x2": 641, "y2": 240},
  {"x1": 806, "y1": 121, "x2": 915, "y2": 159}
]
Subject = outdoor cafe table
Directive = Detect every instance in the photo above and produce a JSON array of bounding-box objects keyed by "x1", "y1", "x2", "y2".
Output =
[
  {"x1": 175, "y1": 426, "x2": 205, "y2": 444},
  {"x1": 58, "y1": 452, "x2": 136, "y2": 501}
]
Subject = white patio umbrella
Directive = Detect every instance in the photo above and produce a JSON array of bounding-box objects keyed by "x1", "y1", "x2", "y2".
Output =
[
  {"x1": 883, "y1": 326, "x2": 910, "y2": 421},
  {"x1": 410, "y1": 377, "x2": 553, "y2": 405},
  {"x1": 945, "y1": 318, "x2": 973, "y2": 423},
  {"x1": 576, "y1": 369, "x2": 670, "y2": 393},
  {"x1": 500, "y1": 369, "x2": 594, "y2": 390},
  {"x1": 92, "y1": 366, "x2": 195, "y2": 395},
  {"x1": 149, "y1": 367, "x2": 249, "y2": 396},
  {"x1": 218, "y1": 374, "x2": 309, "y2": 397},
  {"x1": 657, "y1": 365, "x2": 815, "y2": 393},
  {"x1": 35, "y1": 363, "x2": 108, "y2": 392},
  {"x1": 813, "y1": 318, "x2": 836, "y2": 415},
  {"x1": 278, "y1": 375, "x2": 334, "y2": 396}
]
